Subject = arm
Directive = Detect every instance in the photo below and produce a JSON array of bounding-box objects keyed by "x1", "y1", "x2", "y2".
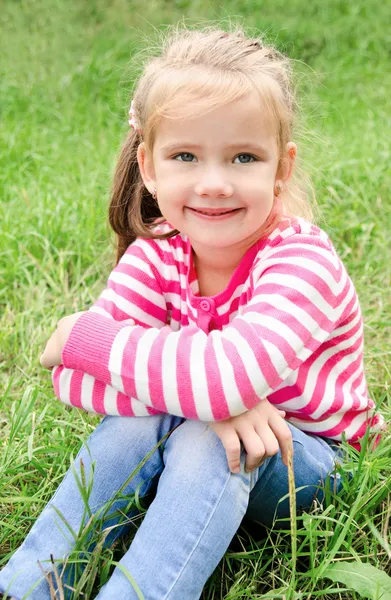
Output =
[
  {"x1": 50, "y1": 235, "x2": 169, "y2": 414},
  {"x1": 62, "y1": 235, "x2": 350, "y2": 421}
]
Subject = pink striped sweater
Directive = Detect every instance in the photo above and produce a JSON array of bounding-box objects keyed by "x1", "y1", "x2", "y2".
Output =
[{"x1": 53, "y1": 216, "x2": 384, "y2": 448}]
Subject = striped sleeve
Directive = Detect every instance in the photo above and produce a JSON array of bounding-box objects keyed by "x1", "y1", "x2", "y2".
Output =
[
  {"x1": 88, "y1": 236, "x2": 168, "y2": 328},
  {"x1": 62, "y1": 234, "x2": 358, "y2": 422},
  {"x1": 52, "y1": 236, "x2": 169, "y2": 414}
]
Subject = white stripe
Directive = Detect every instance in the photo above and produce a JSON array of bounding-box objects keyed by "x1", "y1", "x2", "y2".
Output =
[
  {"x1": 133, "y1": 240, "x2": 166, "y2": 274},
  {"x1": 100, "y1": 288, "x2": 164, "y2": 327},
  {"x1": 287, "y1": 411, "x2": 345, "y2": 434},
  {"x1": 179, "y1": 273, "x2": 187, "y2": 290},
  {"x1": 80, "y1": 373, "x2": 95, "y2": 412},
  {"x1": 355, "y1": 376, "x2": 366, "y2": 397},
  {"x1": 103, "y1": 386, "x2": 120, "y2": 415},
  {"x1": 110, "y1": 270, "x2": 166, "y2": 310},
  {"x1": 131, "y1": 398, "x2": 151, "y2": 416},
  {"x1": 58, "y1": 368, "x2": 72, "y2": 406},
  {"x1": 190, "y1": 331, "x2": 212, "y2": 421},
  {"x1": 288, "y1": 407, "x2": 382, "y2": 439},
  {"x1": 258, "y1": 256, "x2": 344, "y2": 290},
  {"x1": 172, "y1": 241, "x2": 186, "y2": 263},
  {"x1": 221, "y1": 326, "x2": 281, "y2": 400},
  {"x1": 217, "y1": 284, "x2": 244, "y2": 316},
  {"x1": 253, "y1": 273, "x2": 343, "y2": 316},
  {"x1": 343, "y1": 411, "x2": 375, "y2": 439},
  {"x1": 134, "y1": 328, "x2": 157, "y2": 406},
  {"x1": 169, "y1": 317, "x2": 181, "y2": 331},
  {"x1": 162, "y1": 333, "x2": 183, "y2": 417},
  {"x1": 244, "y1": 312, "x2": 315, "y2": 351},
  {"x1": 165, "y1": 291, "x2": 183, "y2": 312},
  {"x1": 210, "y1": 332, "x2": 247, "y2": 417},
  {"x1": 273, "y1": 317, "x2": 363, "y2": 413},
  {"x1": 311, "y1": 343, "x2": 363, "y2": 419},
  {"x1": 329, "y1": 300, "x2": 360, "y2": 339},
  {"x1": 108, "y1": 326, "x2": 133, "y2": 393},
  {"x1": 244, "y1": 299, "x2": 328, "y2": 341},
  {"x1": 264, "y1": 242, "x2": 340, "y2": 270},
  {"x1": 262, "y1": 337, "x2": 297, "y2": 383},
  {"x1": 90, "y1": 306, "x2": 114, "y2": 319},
  {"x1": 187, "y1": 303, "x2": 198, "y2": 324},
  {"x1": 120, "y1": 254, "x2": 155, "y2": 276}
]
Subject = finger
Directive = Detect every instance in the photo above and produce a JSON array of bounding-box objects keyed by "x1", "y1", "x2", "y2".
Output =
[
  {"x1": 268, "y1": 414, "x2": 293, "y2": 466},
  {"x1": 40, "y1": 350, "x2": 52, "y2": 369},
  {"x1": 40, "y1": 335, "x2": 59, "y2": 369},
  {"x1": 218, "y1": 429, "x2": 241, "y2": 474},
  {"x1": 237, "y1": 427, "x2": 266, "y2": 472},
  {"x1": 253, "y1": 424, "x2": 280, "y2": 459},
  {"x1": 40, "y1": 340, "x2": 52, "y2": 369}
]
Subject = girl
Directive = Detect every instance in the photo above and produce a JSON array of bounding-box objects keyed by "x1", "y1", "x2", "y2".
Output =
[{"x1": 0, "y1": 25, "x2": 384, "y2": 600}]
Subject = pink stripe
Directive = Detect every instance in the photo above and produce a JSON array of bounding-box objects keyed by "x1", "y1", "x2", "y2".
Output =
[
  {"x1": 233, "y1": 320, "x2": 282, "y2": 392},
  {"x1": 268, "y1": 348, "x2": 320, "y2": 406},
  {"x1": 205, "y1": 336, "x2": 230, "y2": 420},
  {"x1": 121, "y1": 327, "x2": 145, "y2": 399},
  {"x1": 248, "y1": 283, "x2": 338, "y2": 332},
  {"x1": 265, "y1": 308, "x2": 362, "y2": 407},
  {"x1": 116, "y1": 262, "x2": 163, "y2": 292},
  {"x1": 256, "y1": 265, "x2": 350, "y2": 308},
  {"x1": 117, "y1": 392, "x2": 135, "y2": 416},
  {"x1": 147, "y1": 328, "x2": 169, "y2": 413},
  {"x1": 52, "y1": 366, "x2": 62, "y2": 398},
  {"x1": 63, "y1": 312, "x2": 122, "y2": 383},
  {"x1": 321, "y1": 348, "x2": 363, "y2": 416},
  {"x1": 175, "y1": 328, "x2": 198, "y2": 419},
  {"x1": 95, "y1": 296, "x2": 166, "y2": 327},
  {"x1": 269, "y1": 247, "x2": 342, "y2": 283},
  {"x1": 91, "y1": 379, "x2": 107, "y2": 414},
  {"x1": 220, "y1": 337, "x2": 260, "y2": 410},
  {"x1": 248, "y1": 301, "x2": 320, "y2": 348},
  {"x1": 250, "y1": 322, "x2": 308, "y2": 371},
  {"x1": 317, "y1": 409, "x2": 379, "y2": 440},
  {"x1": 353, "y1": 412, "x2": 382, "y2": 441},
  {"x1": 69, "y1": 370, "x2": 84, "y2": 409},
  {"x1": 303, "y1": 332, "x2": 363, "y2": 416}
]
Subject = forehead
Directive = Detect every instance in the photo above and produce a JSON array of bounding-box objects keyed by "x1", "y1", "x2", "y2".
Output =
[{"x1": 153, "y1": 93, "x2": 278, "y2": 149}]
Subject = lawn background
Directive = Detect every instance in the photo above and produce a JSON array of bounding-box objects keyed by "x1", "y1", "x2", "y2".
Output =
[{"x1": 0, "y1": 0, "x2": 390, "y2": 598}]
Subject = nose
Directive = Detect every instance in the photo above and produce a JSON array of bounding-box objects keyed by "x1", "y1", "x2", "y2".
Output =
[{"x1": 194, "y1": 167, "x2": 233, "y2": 198}]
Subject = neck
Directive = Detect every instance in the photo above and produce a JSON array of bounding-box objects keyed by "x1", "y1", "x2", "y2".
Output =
[{"x1": 191, "y1": 240, "x2": 256, "y2": 277}]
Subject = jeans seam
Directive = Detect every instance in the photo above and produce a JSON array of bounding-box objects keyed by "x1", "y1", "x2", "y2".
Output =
[{"x1": 162, "y1": 469, "x2": 240, "y2": 600}]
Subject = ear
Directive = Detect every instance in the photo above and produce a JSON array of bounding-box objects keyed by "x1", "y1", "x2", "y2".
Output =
[
  {"x1": 278, "y1": 142, "x2": 297, "y2": 183},
  {"x1": 137, "y1": 142, "x2": 156, "y2": 193}
]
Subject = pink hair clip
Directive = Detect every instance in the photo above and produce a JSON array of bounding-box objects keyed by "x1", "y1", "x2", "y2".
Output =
[{"x1": 128, "y1": 100, "x2": 140, "y2": 132}]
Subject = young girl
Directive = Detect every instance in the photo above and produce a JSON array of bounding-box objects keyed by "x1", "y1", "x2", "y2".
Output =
[{"x1": 0, "y1": 25, "x2": 384, "y2": 600}]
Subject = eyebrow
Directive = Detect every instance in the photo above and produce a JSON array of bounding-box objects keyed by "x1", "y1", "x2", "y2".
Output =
[{"x1": 160, "y1": 142, "x2": 269, "y2": 155}]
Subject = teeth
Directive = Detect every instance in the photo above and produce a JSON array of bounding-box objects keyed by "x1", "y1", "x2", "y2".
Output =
[{"x1": 197, "y1": 210, "x2": 233, "y2": 216}]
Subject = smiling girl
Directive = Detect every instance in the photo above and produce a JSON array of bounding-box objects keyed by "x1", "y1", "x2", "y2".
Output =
[{"x1": 0, "y1": 25, "x2": 384, "y2": 600}]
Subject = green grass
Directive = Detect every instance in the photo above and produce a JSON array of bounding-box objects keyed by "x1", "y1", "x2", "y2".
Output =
[{"x1": 1, "y1": 0, "x2": 390, "y2": 597}]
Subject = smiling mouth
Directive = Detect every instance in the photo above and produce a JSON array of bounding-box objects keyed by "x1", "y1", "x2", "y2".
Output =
[{"x1": 187, "y1": 207, "x2": 242, "y2": 216}]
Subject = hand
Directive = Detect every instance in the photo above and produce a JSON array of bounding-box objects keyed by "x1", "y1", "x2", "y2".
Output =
[
  {"x1": 40, "y1": 311, "x2": 86, "y2": 369},
  {"x1": 209, "y1": 399, "x2": 292, "y2": 474}
]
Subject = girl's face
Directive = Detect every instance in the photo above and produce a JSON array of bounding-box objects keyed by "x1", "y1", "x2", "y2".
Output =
[{"x1": 138, "y1": 93, "x2": 294, "y2": 256}]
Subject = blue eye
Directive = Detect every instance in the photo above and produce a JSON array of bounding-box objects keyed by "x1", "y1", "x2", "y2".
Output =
[
  {"x1": 234, "y1": 154, "x2": 256, "y2": 164},
  {"x1": 174, "y1": 153, "x2": 196, "y2": 162}
]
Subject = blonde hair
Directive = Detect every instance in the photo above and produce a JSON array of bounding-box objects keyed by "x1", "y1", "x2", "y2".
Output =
[{"x1": 109, "y1": 25, "x2": 315, "y2": 264}]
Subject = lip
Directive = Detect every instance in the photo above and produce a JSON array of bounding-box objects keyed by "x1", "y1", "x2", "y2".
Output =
[{"x1": 186, "y1": 207, "x2": 242, "y2": 218}]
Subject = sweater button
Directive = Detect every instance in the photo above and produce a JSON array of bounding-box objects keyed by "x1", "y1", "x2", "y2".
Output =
[{"x1": 200, "y1": 299, "x2": 211, "y2": 312}]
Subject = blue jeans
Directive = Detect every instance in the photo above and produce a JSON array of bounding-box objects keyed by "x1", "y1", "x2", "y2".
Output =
[{"x1": 0, "y1": 415, "x2": 345, "y2": 599}]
